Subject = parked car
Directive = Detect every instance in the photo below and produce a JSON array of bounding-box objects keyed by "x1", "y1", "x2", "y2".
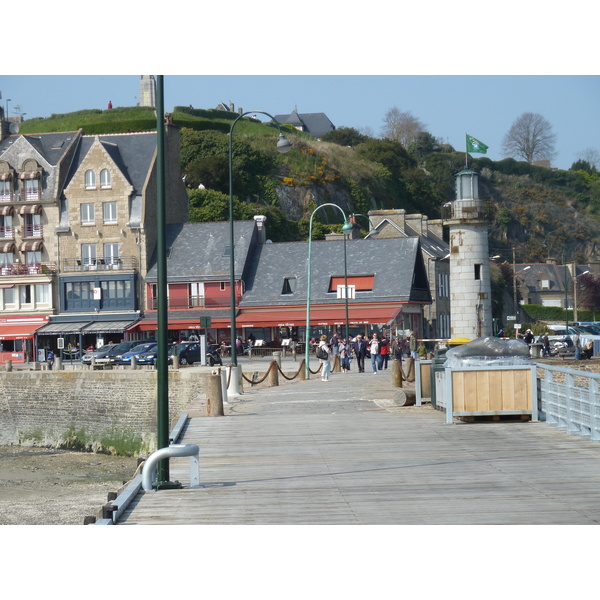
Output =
[
  {"x1": 134, "y1": 344, "x2": 174, "y2": 366},
  {"x1": 168, "y1": 342, "x2": 222, "y2": 366},
  {"x1": 81, "y1": 344, "x2": 116, "y2": 365},
  {"x1": 96, "y1": 340, "x2": 153, "y2": 365},
  {"x1": 119, "y1": 342, "x2": 158, "y2": 365}
]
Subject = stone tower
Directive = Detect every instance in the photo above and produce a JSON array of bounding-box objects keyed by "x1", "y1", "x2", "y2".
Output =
[
  {"x1": 139, "y1": 76, "x2": 156, "y2": 108},
  {"x1": 443, "y1": 169, "x2": 493, "y2": 339}
]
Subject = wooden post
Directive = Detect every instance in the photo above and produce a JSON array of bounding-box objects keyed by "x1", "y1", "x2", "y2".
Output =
[
  {"x1": 206, "y1": 374, "x2": 224, "y2": 416},
  {"x1": 404, "y1": 357, "x2": 415, "y2": 382},
  {"x1": 268, "y1": 361, "x2": 279, "y2": 387},
  {"x1": 299, "y1": 359, "x2": 306, "y2": 380},
  {"x1": 391, "y1": 359, "x2": 403, "y2": 388}
]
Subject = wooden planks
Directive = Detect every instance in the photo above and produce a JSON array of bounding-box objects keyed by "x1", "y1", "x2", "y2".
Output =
[{"x1": 119, "y1": 369, "x2": 600, "y2": 525}]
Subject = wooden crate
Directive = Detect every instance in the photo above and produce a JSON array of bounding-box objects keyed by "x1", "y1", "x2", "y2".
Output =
[{"x1": 445, "y1": 365, "x2": 537, "y2": 423}]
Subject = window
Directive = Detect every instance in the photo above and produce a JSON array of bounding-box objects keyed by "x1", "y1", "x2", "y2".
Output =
[
  {"x1": 26, "y1": 251, "x2": 41, "y2": 266},
  {"x1": 281, "y1": 276, "x2": 297, "y2": 295},
  {"x1": 328, "y1": 275, "x2": 374, "y2": 292},
  {"x1": 103, "y1": 202, "x2": 117, "y2": 224},
  {"x1": 81, "y1": 243, "x2": 96, "y2": 266},
  {"x1": 100, "y1": 169, "x2": 111, "y2": 188},
  {"x1": 0, "y1": 179, "x2": 11, "y2": 201},
  {"x1": 103, "y1": 243, "x2": 119, "y2": 265},
  {"x1": 81, "y1": 203, "x2": 95, "y2": 225},
  {"x1": 20, "y1": 285, "x2": 32, "y2": 305},
  {"x1": 85, "y1": 170, "x2": 96, "y2": 189},
  {"x1": 3, "y1": 286, "x2": 15, "y2": 304},
  {"x1": 541, "y1": 279, "x2": 550, "y2": 289},
  {"x1": 474, "y1": 264, "x2": 482, "y2": 280},
  {"x1": 0, "y1": 214, "x2": 13, "y2": 239},
  {"x1": 0, "y1": 251, "x2": 14, "y2": 266},
  {"x1": 35, "y1": 284, "x2": 50, "y2": 304},
  {"x1": 189, "y1": 282, "x2": 204, "y2": 307},
  {"x1": 23, "y1": 213, "x2": 41, "y2": 237},
  {"x1": 23, "y1": 178, "x2": 39, "y2": 201}
]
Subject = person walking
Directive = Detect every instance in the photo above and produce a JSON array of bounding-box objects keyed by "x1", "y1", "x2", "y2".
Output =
[
  {"x1": 339, "y1": 338, "x2": 351, "y2": 373},
  {"x1": 317, "y1": 334, "x2": 332, "y2": 381},
  {"x1": 380, "y1": 336, "x2": 389, "y2": 369},
  {"x1": 573, "y1": 332, "x2": 581, "y2": 360},
  {"x1": 353, "y1": 334, "x2": 367, "y2": 373},
  {"x1": 409, "y1": 332, "x2": 418, "y2": 360},
  {"x1": 542, "y1": 332, "x2": 551, "y2": 357},
  {"x1": 369, "y1": 333, "x2": 381, "y2": 374},
  {"x1": 391, "y1": 336, "x2": 403, "y2": 362}
]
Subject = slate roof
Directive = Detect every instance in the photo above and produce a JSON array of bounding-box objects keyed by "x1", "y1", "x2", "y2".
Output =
[
  {"x1": 0, "y1": 131, "x2": 81, "y2": 166},
  {"x1": 145, "y1": 220, "x2": 258, "y2": 282},
  {"x1": 367, "y1": 217, "x2": 449, "y2": 260},
  {"x1": 273, "y1": 109, "x2": 335, "y2": 138},
  {"x1": 240, "y1": 236, "x2": 431, "y2": 307}
]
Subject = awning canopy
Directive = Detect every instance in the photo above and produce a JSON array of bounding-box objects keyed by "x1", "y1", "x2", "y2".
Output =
[
  {"x1": 19, "y1": 204, "x2": 42, "y2": 215},
  {"x1": 0, "y1": 205, "x2": 14, "y2": 216},
  {"x1": 0, "y1": 242, "x2": 16, "y2": 252},
  {"x1": 236, "y1": 305, "x2": 402, "y2": 328},
  {"x1": 37, "y1": 322, "x2": 89, "y2": 335},
  {"x1": 83, "y1": 320, "x2": 138, "y2": 334},
  {"x1": 0, "y1": 322, "x2": 46, "y2": 340},
  {"x1": 19, "y1": 241, "x2": 43, "y2": 252}
]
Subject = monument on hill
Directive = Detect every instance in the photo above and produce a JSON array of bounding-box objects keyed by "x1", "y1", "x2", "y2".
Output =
[{"x1": 138, "y1": 76, "x2": 156, "y2": 108}]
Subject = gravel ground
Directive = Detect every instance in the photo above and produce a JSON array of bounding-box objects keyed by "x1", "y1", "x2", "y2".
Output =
[{"x1": 0, "y1": 446, "x2": 139, "y2": 525}]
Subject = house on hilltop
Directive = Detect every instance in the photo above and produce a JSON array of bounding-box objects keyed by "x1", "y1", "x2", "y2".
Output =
[{"x1": 273, "y1": 107, "x2": 335, "y2": 139}]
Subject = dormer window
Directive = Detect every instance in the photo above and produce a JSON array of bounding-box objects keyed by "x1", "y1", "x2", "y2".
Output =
[
  {"x1": 100, "y1": 169, "x2": 111, "y2": 189},
  {"x1": 281, "y1": 276, "x2": 297, "y2": 295},
  {"x1": 85, "y1": 170, "x2": 96, "y2": 189}
]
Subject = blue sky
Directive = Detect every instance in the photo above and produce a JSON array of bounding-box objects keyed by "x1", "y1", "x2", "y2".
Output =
[
  {"x1": 2, "y1": 74, "x2": 598, "y2": 170},
  {"x1": 2, "y1": 5, "x2": 598, "y2": 171}
]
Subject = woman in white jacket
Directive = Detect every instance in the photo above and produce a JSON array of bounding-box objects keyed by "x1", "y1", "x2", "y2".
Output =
[{"x1": 318, "y1": 334, "x2": 332, "y2": 381}]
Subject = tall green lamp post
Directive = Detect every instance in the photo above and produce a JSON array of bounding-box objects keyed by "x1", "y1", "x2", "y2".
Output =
[
  {"x1": 304, "y1": 204, "x2": 353, "y2": 379},
  {"x1": 228, "y1": 111, "x2": 292, "y2": 369}
]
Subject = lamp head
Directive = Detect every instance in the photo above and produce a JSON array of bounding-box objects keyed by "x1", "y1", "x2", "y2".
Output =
[
  {"x1": 276, "y1": 133, "x2": 293, "y2": 154},
  {"x1": 341, "y1": 221, "x2": 353, "y2": 232}
]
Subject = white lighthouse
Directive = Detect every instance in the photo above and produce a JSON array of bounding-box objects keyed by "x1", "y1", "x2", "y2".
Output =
[{"x1": 443, "y1": 169, "x2": 493, "y2": 339}]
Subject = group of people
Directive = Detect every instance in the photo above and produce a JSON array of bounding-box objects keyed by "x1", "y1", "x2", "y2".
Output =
[
  {"x1": 314, "y1": 331, "x2": 427, "y2": 381},
  {"x1": 516, "y1": 328, "x2": 595, "y2": 360}
]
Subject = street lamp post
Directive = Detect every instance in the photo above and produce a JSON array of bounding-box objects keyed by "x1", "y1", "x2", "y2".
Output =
[
  {"x1": 228, "y1": 111, "x2": 292, "y2": 369},
  {"x1": 304, "y1": 204, "x2": 353, "y2": 379},
  {"x1": 573, "y1": 269, "x2": 590, "y2": 323}
]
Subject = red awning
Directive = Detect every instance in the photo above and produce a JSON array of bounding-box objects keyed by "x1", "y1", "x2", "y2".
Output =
[
  {"x1": 0, "y1": 322, "x2": 46, "y2": 340},
  {"x1": 236, "y1": 305, "x2": 402, "y2": 328}
]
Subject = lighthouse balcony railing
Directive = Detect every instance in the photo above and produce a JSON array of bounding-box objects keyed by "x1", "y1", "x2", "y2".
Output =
[{"x1": 441, "y1": 200, "x2": 492, "y2": 221}]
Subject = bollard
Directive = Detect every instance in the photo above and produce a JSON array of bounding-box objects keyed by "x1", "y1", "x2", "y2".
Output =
[
  {"x1": 91, "y1": 357, "x2": 96, "y2": 370},
  {"x1": 219, "y1": 368, "x2": 229, "y2": 405},
  {"x1": 404, "y1": 357, "x2": 415, "y2": 382},
  {"x1": 172, "y1": 355, "x2": 179, "y2": 370},
  {"x1": 227, "y1": 366, "x2": 241, "y2": 397},
  {"x1": 273, "y1": 351, "x2": 282, "y2": 367},
  {"x1": 55, "y1": 357, "x2": 62, "y2": 371},
  {"x1": 333, "y1": 354, "x2": 340, "y2": 373},
  {"x1": 391, "y1": 359, "x2": 403, "y2": 388},
  {"x1": 268, "y1": 360, "x2": 279, "y2": 387},
  {"x1": 299, "y1": 359, "x2": 306, "y2": 380},
  {"x1": 206, "y1": 374, "x2": 224, "y2": 416},
  {"x1": 131, "y1": 356, "x2": 137, "y2": 370},
  {"x1": 6, "y1": 359, "x2": 12, "y2": 372}
]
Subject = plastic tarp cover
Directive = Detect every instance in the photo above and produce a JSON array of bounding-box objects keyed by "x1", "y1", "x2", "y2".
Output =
[{"x1": 444, "y1": 336, "x2": 531, "y2": 368}]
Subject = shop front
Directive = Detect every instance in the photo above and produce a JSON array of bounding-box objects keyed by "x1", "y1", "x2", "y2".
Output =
[{"x1": 0, "y1": 315, "x2": 49, "y2": 364}]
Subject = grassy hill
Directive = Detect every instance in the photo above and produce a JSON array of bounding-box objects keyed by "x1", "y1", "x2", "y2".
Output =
[{"x1": 16, "y1": 106, "x2": 600, "y2": 265}]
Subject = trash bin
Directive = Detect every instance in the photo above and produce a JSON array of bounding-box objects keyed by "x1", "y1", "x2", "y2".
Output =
[{"x1": 530, "y1": 343, "x2": 543, "y2": 359}]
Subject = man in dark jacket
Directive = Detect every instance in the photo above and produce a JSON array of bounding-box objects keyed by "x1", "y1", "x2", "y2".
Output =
[{"x1": 353, "y1": 334, "x2": 367, "y2": 373}]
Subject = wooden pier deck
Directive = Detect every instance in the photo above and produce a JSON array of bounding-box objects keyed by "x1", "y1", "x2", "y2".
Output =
[{"x1": 119, "y1": 365, "x2": 600, "y2": 525}]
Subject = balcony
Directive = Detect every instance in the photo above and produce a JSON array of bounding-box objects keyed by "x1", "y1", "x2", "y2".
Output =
[
  {"x1": 23, "y1": 224, "x2": 43, "y2": 238},
  {"x1": 441, "y1": 200, "x2": 493, "y2": 223},
  {"x1": 0, "y1": 226, "x2": 14, "y2": 240},
  {"x1": 62, "y1": 256, "x2": 138, "y2": 273},
  {"x1": 0, "y1": 262, "x2": 57, "y2": 276}
]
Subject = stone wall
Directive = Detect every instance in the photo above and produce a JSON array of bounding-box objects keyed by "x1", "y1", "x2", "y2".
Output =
[{"x1": 0, "y1": 369, "x2": 206, "y2": 455}]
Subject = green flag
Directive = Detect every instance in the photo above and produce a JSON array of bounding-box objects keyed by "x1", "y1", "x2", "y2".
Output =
[{"x1": 466, "y1": 134, "x2": 488, "y2": 154}]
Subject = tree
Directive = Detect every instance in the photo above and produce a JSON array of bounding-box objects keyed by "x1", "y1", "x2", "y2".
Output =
[
  {"x1": 502, "y1": 112, "x2": 557, "y2": 164},
  {"x1": 381, "y1": 107, "x2": 427, "y2": 148},
  {"x1": 321, "y1": 127, "x2": 369, "y2": 147},
  {"x1": 572, "y1": 148, "x2": 599, "y2": 173}
]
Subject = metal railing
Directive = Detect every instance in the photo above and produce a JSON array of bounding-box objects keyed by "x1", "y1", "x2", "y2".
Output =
[
  {"x1": 62, "y1": 256, "x2": 138, "y2": 273},
  {"x1": 536, "y1": 362, "x2": 600, "y2": 441},
  {"x1": 0, "y1": 261, "x2": 57, "y2": 275}
]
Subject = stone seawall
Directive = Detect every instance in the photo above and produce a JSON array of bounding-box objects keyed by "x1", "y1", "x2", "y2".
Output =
[{"x1": 0, "y1": 369, "x2": 206, "y2": 455}]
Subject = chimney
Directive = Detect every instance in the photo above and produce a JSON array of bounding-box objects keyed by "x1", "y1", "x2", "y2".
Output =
[
  {"x1": 254, "y1": 215, "x2": 267, "y2": 244},
  {"x1": 546, "y1": 257, "x2": 557, "y2": 265}
]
